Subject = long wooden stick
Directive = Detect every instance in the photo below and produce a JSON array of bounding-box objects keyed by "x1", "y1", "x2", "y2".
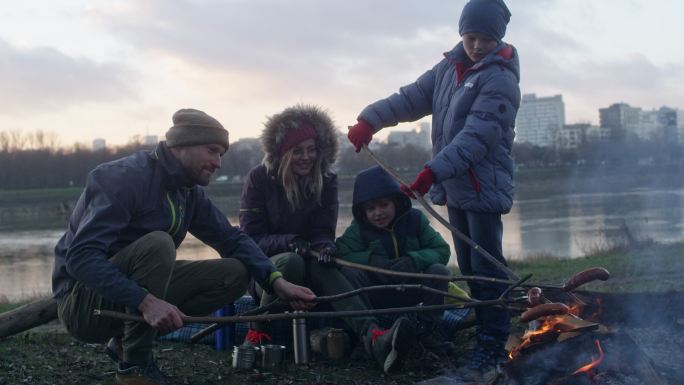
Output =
[
  {"x1": 331, "y1": 255, "x2": 562, "y2": 290},
  {"x1": 95, "y1": 299, "x2": 504, "y2": 325},
  {"x1": 190, "y1": 283, "x2": 473, "y2": 343},
  {"x1": 359, "y1": 143, "x2": 520, "y2": 281}
]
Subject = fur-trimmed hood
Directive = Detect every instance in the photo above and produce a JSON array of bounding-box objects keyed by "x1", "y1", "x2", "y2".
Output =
[{"x1": 261, "y1": 104, "x2": 339, "y2": 172}]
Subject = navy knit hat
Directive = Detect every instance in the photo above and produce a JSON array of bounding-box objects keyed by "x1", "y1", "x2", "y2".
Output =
[{"x1": 458, "y1": 0, "x2": 511, "y2": 41}]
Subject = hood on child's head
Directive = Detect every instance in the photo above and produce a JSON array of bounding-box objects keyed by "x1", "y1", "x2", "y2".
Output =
[{"x1": 351, "y1": 166, "x2": 412, "y2": 224}]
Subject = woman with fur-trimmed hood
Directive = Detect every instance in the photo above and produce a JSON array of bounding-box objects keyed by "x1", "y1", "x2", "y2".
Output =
[
  {"x1": 241, "y1": 104, "x2": 339, "y2": 255},
  {"x1": 239, "y1": 105, "x2": 406, "y2": 362}
]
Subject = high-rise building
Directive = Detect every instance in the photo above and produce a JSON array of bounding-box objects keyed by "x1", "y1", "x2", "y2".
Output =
[
  {"x1": 559, "y1": 123, "x2": 590, "y2": 149},
  {"x1": 92, "y1": 138, "x2": 106, "y2": 151},
  {"x1": 598, "y1": 103, "x2": 640, "y2": 141},
  {"x1": 585, "y1": 125, "x2": 611, "y2": 142},
  {"x1": 515, "y1": 94, "x2": 565, "y2": 147},
  {"x1": 387, "y1": 121, "x2": 431, "y2": 150},
  {"x1": 678, "y1": 109, "x2": 684, "y2": 143},
  {"x1": 143, "y1": 135, "x2": 158, "y2": 146},
  {"x1": 653, "y1": 107, "x2": 678, "y2": 144}
]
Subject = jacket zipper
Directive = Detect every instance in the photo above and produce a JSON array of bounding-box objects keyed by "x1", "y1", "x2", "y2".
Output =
[
  {"x1": 166, "y1": 192, "x2": 183, "y2": 237},
  {"x1": 384, "y1": 211, "x2": 410, "y2": 258}
]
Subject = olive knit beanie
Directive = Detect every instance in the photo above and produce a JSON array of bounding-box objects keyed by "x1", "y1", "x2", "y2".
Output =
[{"x1": 165, "y1": 108, "x2": 229, "y2": 149}]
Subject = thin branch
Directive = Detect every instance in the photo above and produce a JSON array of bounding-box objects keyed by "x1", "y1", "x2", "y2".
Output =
[
  {"x1": 331, "y1": 255, "x2": 562, "y2": 290},
  {"x1": 95, "y1": 299, "x2": 506, "y2": 325},
  {"x1": 499, "y1": 274, "x2": 533, "y2": 300},
  {"x1": 190, "y1": 283, "x2": 473, "y2": 343}
]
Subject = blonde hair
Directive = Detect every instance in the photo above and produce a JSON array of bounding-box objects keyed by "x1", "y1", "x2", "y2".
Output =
[{"x1": 277, "y1": 147, "x2": 324, "y2": 211}]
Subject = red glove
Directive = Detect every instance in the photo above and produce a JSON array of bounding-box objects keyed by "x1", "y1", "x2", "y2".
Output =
[
  {"x1": 405, "y1": 167, "x2": 435, "y2": 198},
  {"x1": 347, "y1": 119, "x2": 373, "y2": 153},
  {"x1": 400, "y1": 184, "x2": 416, "y2": 199}
]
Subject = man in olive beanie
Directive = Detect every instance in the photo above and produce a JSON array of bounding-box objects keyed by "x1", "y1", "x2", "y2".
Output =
[
  {"x1": 53, "y1": 108, "x2": 316, "y2": 385},
  {"x1": 165, "y1": 108, "x2": 230, "y2": 150}
]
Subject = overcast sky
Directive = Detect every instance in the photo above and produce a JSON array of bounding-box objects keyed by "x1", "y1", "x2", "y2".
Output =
[{"x1": 0, "y1": 0, "x2": 682, "y2": 147}]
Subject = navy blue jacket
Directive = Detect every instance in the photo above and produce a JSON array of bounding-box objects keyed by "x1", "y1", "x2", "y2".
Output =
[
  {"x1": 52, "y1": 142, "x2": 277, "y2": 309},
  {"x1": 359, "y1": 42, "x2": 521, "y2": 213}
]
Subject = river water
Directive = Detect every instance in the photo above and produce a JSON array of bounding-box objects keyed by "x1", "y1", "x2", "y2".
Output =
[{"x1": 2, "y1": 177, "x2": 684, "y2": 302}]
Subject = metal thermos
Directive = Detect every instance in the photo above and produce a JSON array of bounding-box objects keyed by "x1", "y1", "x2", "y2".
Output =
[{"x1": 292, "y1": 311, "x2": 309, "y2": 364}]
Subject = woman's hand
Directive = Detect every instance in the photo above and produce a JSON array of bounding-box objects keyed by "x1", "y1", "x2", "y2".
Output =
[
  {"x1": 316, "y1": 246, "x2": 336, "y2": 266},
  {"x1": 288, "y1": 237, "x2": 311, "y2": 256}
]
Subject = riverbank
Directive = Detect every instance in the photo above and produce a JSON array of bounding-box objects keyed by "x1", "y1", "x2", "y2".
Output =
[{"x1": 1, "y1": 241, "x2": 683, "y2": 384}]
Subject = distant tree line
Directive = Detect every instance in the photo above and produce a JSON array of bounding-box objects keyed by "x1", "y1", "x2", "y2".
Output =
[
  {"x1": 513, "y1": 139, "x2": 683, "y2": 167},
  {"x1": 1, "y1": 129, "x2": 682, "y2": 190}
]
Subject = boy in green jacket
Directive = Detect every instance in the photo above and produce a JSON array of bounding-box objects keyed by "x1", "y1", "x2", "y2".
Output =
[{"x1": 337, "y1": 166, "x2": 454, "y2": 358}]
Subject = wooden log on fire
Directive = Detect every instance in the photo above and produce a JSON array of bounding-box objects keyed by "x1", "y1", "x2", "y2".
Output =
[{"x1": 0, "y1": 296, "x2": 58, "y2": 339}]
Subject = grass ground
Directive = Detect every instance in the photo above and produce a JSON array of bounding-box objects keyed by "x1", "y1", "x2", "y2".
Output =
[{"x1": 1, "y1": 241, "x2": 683, "y2": 385}]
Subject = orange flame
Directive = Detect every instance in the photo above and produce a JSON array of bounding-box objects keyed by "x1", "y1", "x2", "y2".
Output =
[
  {"x1": 572, "y1": 339, "x2": 604, "y2": 376},
  {"x1": 509, "y1": 315, "x2": 566, "y2": 359}
]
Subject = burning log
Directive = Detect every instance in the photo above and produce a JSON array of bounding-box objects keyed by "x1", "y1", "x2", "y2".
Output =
[{"x1": 503, "y1": 331, "x2": 667, "y2": 385}]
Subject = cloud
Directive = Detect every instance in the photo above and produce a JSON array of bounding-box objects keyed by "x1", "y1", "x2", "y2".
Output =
[
  {"x1": 88, "y1": 1, "x2": 464, "y2": 92},
  {"x1": 0, "y1": 38, "x2": 137, "y2": 116},
  {"x1": 23, "y1": 0, "x2": 680, "y2": 138}
]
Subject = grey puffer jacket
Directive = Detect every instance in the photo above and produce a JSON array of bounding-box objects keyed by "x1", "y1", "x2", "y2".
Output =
[{"x1": 359, "y1": 42, "x2": 520, "y2": 214}]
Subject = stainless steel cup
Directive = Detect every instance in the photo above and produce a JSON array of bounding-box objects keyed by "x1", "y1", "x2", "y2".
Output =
[
  {"x1": 260, "y1": 344, "x2": 286, "y2": 372},
  {"x1": 232, "y1": 345, "x2": 260, "y2": 370}
]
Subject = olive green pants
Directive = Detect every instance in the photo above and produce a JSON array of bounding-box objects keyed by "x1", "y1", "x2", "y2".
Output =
[
  {"x1": 58, "y1": 231, "x2": 249, "y2": 365},
  {"x1": 253, "y1": 252, "x2": 377, "y2": 338}
]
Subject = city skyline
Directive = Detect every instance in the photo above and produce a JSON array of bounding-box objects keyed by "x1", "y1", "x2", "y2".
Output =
[{"x1": 1, "y1": 1, "x2": 682, "y2": 147}]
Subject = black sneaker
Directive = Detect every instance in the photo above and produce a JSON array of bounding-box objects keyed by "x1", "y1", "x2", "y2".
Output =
[
  {"x1": 115, "y1": 359, "x2": 169, "y2": 385},
  {"x1": 363, "y1": 317, "x2": 416, "y2": 374},
  {"x1": 454, "y1": 334, "x2": 505, "y2": 383}
]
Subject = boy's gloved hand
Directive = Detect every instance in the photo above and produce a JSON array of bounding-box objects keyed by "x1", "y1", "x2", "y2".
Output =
[
  {"x1": 347, "y1": 119, "x2": 373, "y2": 152},
  {"x1": 389, "y1": 257, "x2": 417, "y2": 284},
  {"x1": 288, "y1": 237, "x2": 310, "y2": 256},
  {"x1": 316, "y1": 246, "x2": 336, "y2": 266},
  {"x1": 402, "y1": 167, "x2": 435, "y2": 198},
  {"x1": 389, "y1": 256, "x2": 416, "y2": 273}
]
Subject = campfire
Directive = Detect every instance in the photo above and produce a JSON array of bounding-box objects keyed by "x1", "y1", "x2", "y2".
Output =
[{"x1": 502, "y1": 271, "x2": 667, "y2": 385}]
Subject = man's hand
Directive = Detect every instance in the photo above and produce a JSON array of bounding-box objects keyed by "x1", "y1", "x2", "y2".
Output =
[
  {"x1": 272, "y1": 278, "x2": 316, "y2": 310},
  {"x1": 403, "y1": 167, "x2": 435, "y2": 198},
  {"x1": 137, "y1": 293, "x2": 185, "y2": 334},
  {"x1": 347, "y1": 119, "x2": 373, "y2": 152}
]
